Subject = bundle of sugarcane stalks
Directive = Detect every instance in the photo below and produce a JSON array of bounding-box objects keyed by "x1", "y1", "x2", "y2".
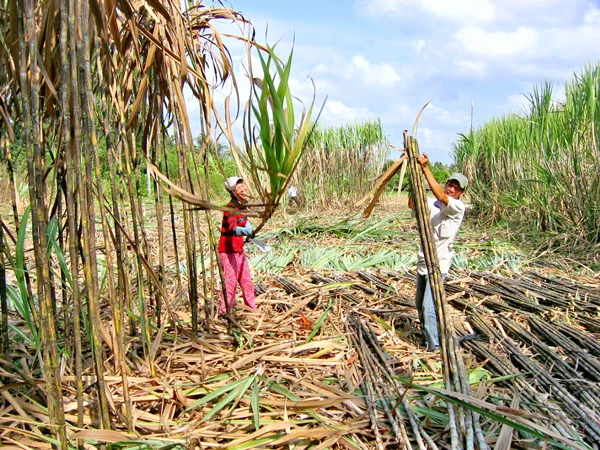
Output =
[
  {"x1": 404, "y1": 132, "x2": 488, "y2": 450},
  {"x1": 346, "y1": 313, "x2": 438, "y2": 450}
]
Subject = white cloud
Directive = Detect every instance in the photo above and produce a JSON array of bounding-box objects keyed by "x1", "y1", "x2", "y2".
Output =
[
  {"x1": 493, "y1": 0, "x2": 585, "y2": 26},
  {"x1": 504, "y1": 93, "x2": 531, "y2": 115},
  {"x1": 369, "y1": 0, "x2": 403, "y2": 15},
  {"x1": 584, "y1": 4, "x2": 600, "y2": 24},
  {"x1": 321, "y1": 99, "x2": 377, "y2": 125},
  {"x1": 455, "y1": 60, "x2": 487, "y2": 77},
  {"x1": 347, "y1": 55, "x2": 402, "y2": 87},
  {"x1": 419, "y1": 0, "x2": 496, "y2": 23},
  {"x1": 455, "y1": 26, "x2": 538, "y2": 58},
  {"x1": 539, "y1": 25, "x2": 600, "y2": 62},
  {"x1": 415, "y1": 127, "x2": 458, "y2": 162},
  {"x1": 426, "y1": 103, "x2": 469, "y2": 128},
  {"x1": 312, "y1": 53, "x2": 403, "y2": 89},
  {"x1": 368, "y1": 0, "x2": 496, "y2": 23},
  {"x1": 379, "y1": 103, "x2": 417, "y2": 128},
  {"x1": 412, "y1": 39, "x2": 426, "y2": 53}
]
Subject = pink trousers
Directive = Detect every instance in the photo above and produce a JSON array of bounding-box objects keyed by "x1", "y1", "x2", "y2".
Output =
[{"x1": 218, "y1": 252, "x2": 258, "y2": 314}]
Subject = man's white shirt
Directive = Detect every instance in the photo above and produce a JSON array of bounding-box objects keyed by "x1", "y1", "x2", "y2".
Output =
[{"x1": 417, "y1": 196, "x2": 466, "y2": 276}]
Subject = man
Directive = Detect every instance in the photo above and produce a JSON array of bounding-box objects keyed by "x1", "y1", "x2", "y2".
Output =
[
  {"x1": 288, "y1": 185, "x2": 301, "y2": 206},
  {"x1": 408, "y1": 154, "x2": 468, "y2": 351}
]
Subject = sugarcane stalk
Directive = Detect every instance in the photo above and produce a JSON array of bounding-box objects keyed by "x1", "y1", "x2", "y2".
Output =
[
  {"x1": 463, "y1": 316, "x2": 586, "y2": 441},
  {"x1": 358, "y1": 325, "x2": 408, "y2": 445},
  {"x1": 95, "y1": 37, "x2": 134, "y2": 431},
  {"x1": 530, "y1": 317, "x2": 600, "y2": 379},
  {"x1": 348, "y1": 314, "x2": 432, "y2": 449},
  {"x1": 347, "y1": 323, "x2": 396, "y2": 449},
  {"x1": 77, "y1": 0, "x2": 113, "y2": 425},
  {"x1": 0, "y1": 213, "x2": 6, "y2": 357},
  {"x1": 20, "y1": 0, "x2": 68, "y2": 445},
  {"x1": 469, "y1": 309, "x2": 600, "y2": 442},
  {"x1": 361, "y1": 341, "x2": 408, "y2": 447},
  {"x1": 60, "y1": 0, "x2": 86, "y2": 430},
  {"x1": 405, "y1": 132, "x2": 462, "y2": 448}
]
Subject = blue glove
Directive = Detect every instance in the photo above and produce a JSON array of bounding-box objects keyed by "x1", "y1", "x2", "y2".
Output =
[{"x1": 235, "y1": 223, "x2": 254, "y2": 237}]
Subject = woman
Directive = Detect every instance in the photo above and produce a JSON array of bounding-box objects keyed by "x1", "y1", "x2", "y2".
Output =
[{"x1": 218, "y1": 176, "x2": 259, "y2": 315}]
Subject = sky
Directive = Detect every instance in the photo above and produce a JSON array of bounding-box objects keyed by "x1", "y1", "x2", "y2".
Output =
[{"x1": 193, "y1": 0, "x2": 600, "y2": 165}]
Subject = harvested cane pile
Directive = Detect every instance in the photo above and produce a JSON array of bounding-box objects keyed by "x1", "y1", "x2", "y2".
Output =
[{"x1": 2, "y1": 265, "x2": 599, "y2": 449}]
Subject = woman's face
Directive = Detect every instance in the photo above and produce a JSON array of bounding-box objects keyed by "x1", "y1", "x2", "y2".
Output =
[{"x1": 233, "y1": 182, "x2": 249, "y2": 201}]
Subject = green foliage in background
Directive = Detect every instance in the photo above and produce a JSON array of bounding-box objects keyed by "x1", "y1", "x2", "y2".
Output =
[
  {"x1": 454, "y1": 63, "x2": 600, "y2": 245},
  {"x1": 383, "y1": 159, "x2": 451, "y2": 192},
  {"x1": 295, "y1": 120, "x2": 388, "y2": 206}
]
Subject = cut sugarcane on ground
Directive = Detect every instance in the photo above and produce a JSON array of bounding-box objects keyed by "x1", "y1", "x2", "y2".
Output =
[{"x1": 1, "y1": 195, "x2": 599, "y2": 449}]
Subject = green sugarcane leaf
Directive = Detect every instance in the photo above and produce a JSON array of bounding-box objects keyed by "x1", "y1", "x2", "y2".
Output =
[
  {"x1": 199, "y1": 375, "x2": 256, "y2": 423},
  {"x1": 260, "y1": 376, "x2": 302, "y2": 401},
  {"x1": 186, "y1": 377, "x2": 246, "y2": 411},
  {"x1": 226, "y1": 436, "x2": 283, "y2": 450},
  {"x1": 306, "y1": 299, "x2": 333, "y2": 343},
  {"x1": 251, "y1": 376, "x2": 260, "y2": 431},
  {"x1": 257, "y1": 50, "x2": 287, "y2": 142},
  {"x1": 15, "y1": 205, "x2": 32, "y2": 310},
  {"x1": 46, "y1": 216, "x2": 73, "y2": 288}
]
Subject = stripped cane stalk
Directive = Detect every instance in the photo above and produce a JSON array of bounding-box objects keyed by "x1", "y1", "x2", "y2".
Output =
[
  {"x1": 19, "y1": 0, "x2": 67, "y2": 445},
  {"x1": 197, "y1": 138, "x2": 218, "y2": 327},
  {"x1": 347, "y1": 315, "x2": 414, "y2": 449},
  {"x1": 347, "y1": 328, "x2": 385, "y2": 450},
  {"x1": 404, "y1": 131, "x2": 461, "y2": 448},
  {"x1": 60, "y1": 0, "x2": 86, "y2": 429},
  {"x1": 97, "y1": 41, "x2": 133, "y2": 431},
  {"x1": 0, "y1": 212, "x2": 6, "y2": 356},
  {"x1": 107, "y1": 140, "x2": 135, "y2": 337},
  {"x1": 77, "y1": 0, "x2": 111, "y2": 427},
  {"x1": 152, "y1": 123, "x2": 166, "y2": 328},
  {"x1": 124, "y1": 130, "x2": 156, "y2": 376},
  {"x1": 174, "y1": 131, "x2": 200, "y2": 334}
]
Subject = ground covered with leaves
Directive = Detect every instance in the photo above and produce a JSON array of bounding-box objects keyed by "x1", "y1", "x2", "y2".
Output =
[{"x1": 2, "y1": 202, "x2": 599, "y2": 449}]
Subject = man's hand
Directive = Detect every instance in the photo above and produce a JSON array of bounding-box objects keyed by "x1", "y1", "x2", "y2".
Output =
[{"x1": 417, "y1": 153, "x2": 430, "y2": 171}]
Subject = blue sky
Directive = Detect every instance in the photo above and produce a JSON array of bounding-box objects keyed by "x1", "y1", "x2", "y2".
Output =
[{"x1": 198, "y1": 0, "x2": 600, "y2": 165}]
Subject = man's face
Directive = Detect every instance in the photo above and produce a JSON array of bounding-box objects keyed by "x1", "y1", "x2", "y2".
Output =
[
  {"x1": 233, "y1": 182, "x2": 249, "y2": 201},
  {"x1": 445, "y1": 180, "x2": 464, "y2": 200}
]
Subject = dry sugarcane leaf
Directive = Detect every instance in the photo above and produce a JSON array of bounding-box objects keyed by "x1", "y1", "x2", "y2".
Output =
[
  {"x1": 260, "y1": 356, "x2": 344, "y2": 366},
  {"x1": 70, "y1": 429, "x2": 135, "y2": 442},
  {"x1": 494, "y1": 390, "x2": 520, "y2": 450},
  {"x1": 357, "y1": 153, "x2": 406, "y2": 210},
  {"x1": 224, "y1": 421, "x2": 295, "y2": 447},
  {"x1": 147, "y1": 161, "x2": 240, "y2": 212},
  {"x1": 269, "y1": 427, "x2": 351, "y2": 446},
  {"x1": 231, "y1": 341, "x2": 295, "y2": 369}
]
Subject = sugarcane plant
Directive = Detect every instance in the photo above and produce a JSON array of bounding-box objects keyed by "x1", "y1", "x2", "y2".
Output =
[
  {"x1": 453, "y1": 65, "x2": 600, "y2": 248},
  {"x1": 239, "y1": 41, "x2": 320, "y2": 232},
  {"x1": 298, "y1": 120, "x2": 389, "y2": 208},
  {"x1": 0, "y1": 0, "x2": 260, "y2": 445}
]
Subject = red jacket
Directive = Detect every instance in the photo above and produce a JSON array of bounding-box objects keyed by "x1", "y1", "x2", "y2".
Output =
[{"x1": 218, "y1": 199, "x2": 248, "y2": 253}]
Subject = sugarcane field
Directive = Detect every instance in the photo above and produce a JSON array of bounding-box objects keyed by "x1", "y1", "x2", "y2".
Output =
[{"x1": 1, "y1": 1, "x2": 600, "y2": 450}]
